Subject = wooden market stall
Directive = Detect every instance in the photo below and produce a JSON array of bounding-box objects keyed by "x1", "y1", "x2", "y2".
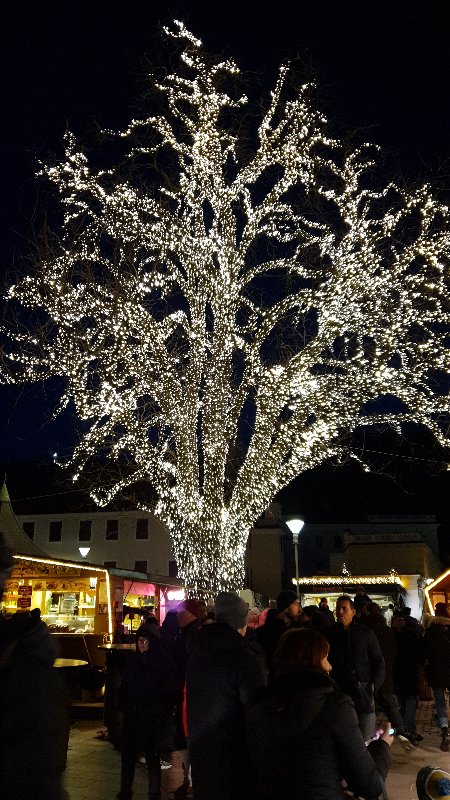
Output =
[{"x1": 424, "y1": 568, "x2": 450, "y2": 615}]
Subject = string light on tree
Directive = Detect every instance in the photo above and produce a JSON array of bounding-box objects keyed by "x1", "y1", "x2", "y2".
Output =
[{"x1": 2, "y1": 21, "x2": 450, "y2": 594}]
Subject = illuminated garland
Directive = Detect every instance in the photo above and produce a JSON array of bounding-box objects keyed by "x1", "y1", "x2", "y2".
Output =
[
  {"x1": 293, "y1": 575, "x2": 404, "y2": 586},
  {"x1": 2, "y1": 21, "x2": 450, "y2": 594}
]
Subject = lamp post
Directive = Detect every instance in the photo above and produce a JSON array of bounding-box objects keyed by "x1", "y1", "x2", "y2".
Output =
[{"x1": 286, "y1": 518, "x2": 304, "y2": 599}]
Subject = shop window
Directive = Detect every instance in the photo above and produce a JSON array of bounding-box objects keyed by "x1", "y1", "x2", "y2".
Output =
[
  {"x1": 79, "y1": 520, "x2": 92, "y2": 541},
  {"x1": 315, "y1": 535, "x2": 323, "y2": 549},
  {"x1": 106, "y1": 519, "x2": 119, "y2": 540},
  {"x1": 22, "y1": 521, "x2": 35, "y2": 540},
  {"x1": 104, "y1": 560, "x2": 117, "y2": 569},
  {"x1": 135, "y1": 518, "x2": 149, "y2": 539},
  {"x1": 134, "y1": 560, "x2": 147, "y2": 573},
  {"x1": 168, "y1": 560, "x2": 178, "y2": 577},
  {"x1": 49, "y1": 520, "x2": 62, "y2": 542}
]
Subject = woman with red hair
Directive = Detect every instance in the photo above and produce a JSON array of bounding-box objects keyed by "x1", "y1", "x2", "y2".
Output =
[{"x1": 247, "y1": 628, "x2": 392, "y2": 800}]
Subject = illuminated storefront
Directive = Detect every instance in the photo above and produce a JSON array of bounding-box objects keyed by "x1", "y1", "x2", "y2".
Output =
[
  {"x1": 424, "y1": 569, "x2": 450, "y2": 615},
  {"x1": 3, "y1": 554, "x2": 113, "y2": 636},
  {"x1": 293, "y1": 573, "x2": 408, "y2": 613}
]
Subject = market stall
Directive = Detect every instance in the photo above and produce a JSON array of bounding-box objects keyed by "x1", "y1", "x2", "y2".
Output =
[{"x1": 293, "y1": 573, "x2": 408, "y2": 615}]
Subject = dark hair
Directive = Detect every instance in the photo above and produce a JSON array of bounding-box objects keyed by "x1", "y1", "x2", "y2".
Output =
[
  {"x1": 435, "y1": 602, "x2": 447, "y2": 616},
  {"x1": 274, "y1": 628, "x2": 329, "y2": 675},
  {"x1": 336, "y1": 595, "x2": 355, "y2": 610},
  {"x1": 364, "y1": 601, "x2": 382, "y2": 617}
]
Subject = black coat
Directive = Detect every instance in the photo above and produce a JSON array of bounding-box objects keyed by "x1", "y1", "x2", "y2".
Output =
[
  {"x1": 0, "y1": 610, "x2": 70, "y2": 800},
  {"x1": 186, "y1": 622, "x2": 267, "y2": 800},
  {"x1": 255, "y1": 616, "x2": 288, "y2": 674},
  {"x1": 246, "y1": 669, "x2": 390, "y2": 800},
  {"x1": 393, "y1": 626, "x2": 422, "y2": 696},
  {"x1": 119, "y1": 637, "x2": 181, "y2": 753},
  {"x1": 364, "y1": 615, "x2": 397, "y2": 694},
  {"x1": 424, "y1": 623, "x2": 450, "y2": 689},
  {"x1": 325, "y1": 620, "x2": 385, "y2": 710}
]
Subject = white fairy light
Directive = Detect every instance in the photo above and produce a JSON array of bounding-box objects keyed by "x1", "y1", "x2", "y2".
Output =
[{"x1": 2, "y1": 23, "x2": 450, "y2": 595}]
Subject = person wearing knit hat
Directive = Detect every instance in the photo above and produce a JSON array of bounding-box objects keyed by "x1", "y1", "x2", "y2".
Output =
[
  {"x1": 172, "y1": 596, "x2": 205, "y2": 777},
  {"x1": 186, "y1": 591, "x2": 266, "y2": 800},
  {"x1": 117, "y1": 613, "x2": 181, "y2": 800},
  {"x1": 215, "y1": 591, "x2": 249, "y2": 631},
  {"x1": 256, "y1": 589, "x2": 303, "y2": 676},
  {"x1": 176, "y1": 598, "x2": 204, "y2": 621},
  {"x1": 277, "y1": 589, "x2": 303, "y2": 620}
]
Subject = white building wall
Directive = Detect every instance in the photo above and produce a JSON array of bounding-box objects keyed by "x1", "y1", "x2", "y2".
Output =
[{"x1": 17, "y1": 510, "x2": 174, "y2": 575}]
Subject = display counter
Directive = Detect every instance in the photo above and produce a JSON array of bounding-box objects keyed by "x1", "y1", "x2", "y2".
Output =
[{"x1": 3, "y1": 555, "x2": 112, "y2": 637}]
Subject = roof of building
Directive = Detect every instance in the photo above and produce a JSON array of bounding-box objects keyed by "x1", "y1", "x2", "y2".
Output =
[{"x1": 0, "y1": 482, "x2": 48, "y2": 557}]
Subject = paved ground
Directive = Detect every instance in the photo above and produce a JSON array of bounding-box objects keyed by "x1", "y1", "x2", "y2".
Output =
[{"x1": 64, "y1": 700, "x2": 450, "y2": 800}]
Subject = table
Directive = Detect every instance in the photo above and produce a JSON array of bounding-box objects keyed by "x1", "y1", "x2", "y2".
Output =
[
  {"x1": 54, "y1": 658, "x2": 90, "y2": 701},
  {"x1": 54, "y1": 658, "x2": 89, "y2": 668}
]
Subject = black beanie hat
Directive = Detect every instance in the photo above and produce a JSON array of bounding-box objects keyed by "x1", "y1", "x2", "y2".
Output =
[{"x1": 277, "y1": 590, "x2": 299, "y2": 612}]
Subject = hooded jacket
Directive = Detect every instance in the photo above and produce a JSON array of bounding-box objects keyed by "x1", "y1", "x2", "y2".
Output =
[
  {"x1": 0, "y1": 610, "x2": 70, "y2": 800},
  {"x1": 119, "y1": 632, "x2": 181, "y2": 752},
  {"x1": 246, "y1": 669, "x2": 389, "y2": 800}
]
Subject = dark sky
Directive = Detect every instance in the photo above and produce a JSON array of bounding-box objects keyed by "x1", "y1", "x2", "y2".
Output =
[{"x1": 0, "y1": 1, "x2": 450, "y2": 523}]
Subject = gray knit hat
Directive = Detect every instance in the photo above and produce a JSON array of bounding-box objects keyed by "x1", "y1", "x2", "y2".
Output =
[{"x1": 215, "y1": 591, "x2": 248, "y2": 630}]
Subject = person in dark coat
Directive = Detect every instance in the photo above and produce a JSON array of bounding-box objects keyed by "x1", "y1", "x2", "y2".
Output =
[
  {"x1": 186, "y1": 591, "x2": 266, "y2": 800},
  {"x1": 424, "y1": 605, "x2": 450, "y2": 752},
  {"x1": 325, "y1": 595, "x2": 385, "y2": 741},
  {"x1": 117, "y1": 625, "x2": 181, "y2": 800},
  {"x1": 247, "y1": 627, "x2": 392, "y2": 800},
  {"x1": 256, "y1": 589, "x2": 303, "y2": 676},
  {"x1": 160, "y1": 609, "x2": 180, "y2": 658},
  {"x1": 316, "y1": 597, "x2": 335, "y2": 628},
  {"x1": 0, "y1": 533, "x2": 70, "y2": 800},
  {"x1": 392, "y1": 611, "x2": 423, "y2": 743},
  {"x1": 354, "y1": 586, "x2": 372, "y2": 613},
  {"x1": 363, "y1": 602, "x2": 409, "y2": 745}
]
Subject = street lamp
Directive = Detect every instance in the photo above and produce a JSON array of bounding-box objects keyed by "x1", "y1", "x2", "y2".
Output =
[
  {"x1": 79, "y1": 547, "x2": 90, "y2": 558},
  {"x1": 286, "y1": 518, "x2": 304, "y2": 599}
]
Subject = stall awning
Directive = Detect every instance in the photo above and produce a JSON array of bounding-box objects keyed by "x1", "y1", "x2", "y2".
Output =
[{"x1": 294, "y1": 574, "x2": 406, "y2": 596}]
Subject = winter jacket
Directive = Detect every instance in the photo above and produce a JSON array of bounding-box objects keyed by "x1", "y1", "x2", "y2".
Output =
[
  {"x1": 256, "y1": 616, "x2": 289, "y2": 674},
  {"x1": 364, "y1": 614, "x2": 397, "y2": 694},
  {"x1": 119, "y1": 636, "x2": 181, "y2": 754},
  {"x1": 393, "y1": 626, "x2": 422, "y2": 696},
  {"x1": 424, "y1": 623, "x2": 450, "y2": 689},
  {"x1": 325, "y1": 620, "x2": 385, "y2": 713},
  {"x1": 0, "y1": 610, "x2": 70, "y2": 800},
  {"x1": 246, "y1": 668, "x2": 390, "y2": 800},
  {"x1": 186, "y1": 622, "x2": 267, "y2": 800}
]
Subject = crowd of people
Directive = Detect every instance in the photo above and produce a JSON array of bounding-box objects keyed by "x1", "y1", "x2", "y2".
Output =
[
  {"x1": 115, "y1": 587, "x2": 450, "y2": 799},
  {"x1": 1, "y1": 522, "x2": 450, "y2": 800}
]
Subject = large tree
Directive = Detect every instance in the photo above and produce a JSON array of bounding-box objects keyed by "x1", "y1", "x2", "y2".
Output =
[{"x1": 2, "y1": 22, "x2": 450, "y2": 593}]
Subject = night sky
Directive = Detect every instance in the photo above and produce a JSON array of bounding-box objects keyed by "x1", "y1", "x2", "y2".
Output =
[{"x1": 1, "y1": 1, "x2": 450, "y2": 530}]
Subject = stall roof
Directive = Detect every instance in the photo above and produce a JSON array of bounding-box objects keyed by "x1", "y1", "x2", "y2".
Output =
[
  {"x1": 293, "y1": 574, "x2": 406, "y2": 594},
  {"x1": 108, "y1": 566, "x2": 184, "y2": 587},
  {"x1": 1, "y1": 482, "x2": 47, "y2": 557}
]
